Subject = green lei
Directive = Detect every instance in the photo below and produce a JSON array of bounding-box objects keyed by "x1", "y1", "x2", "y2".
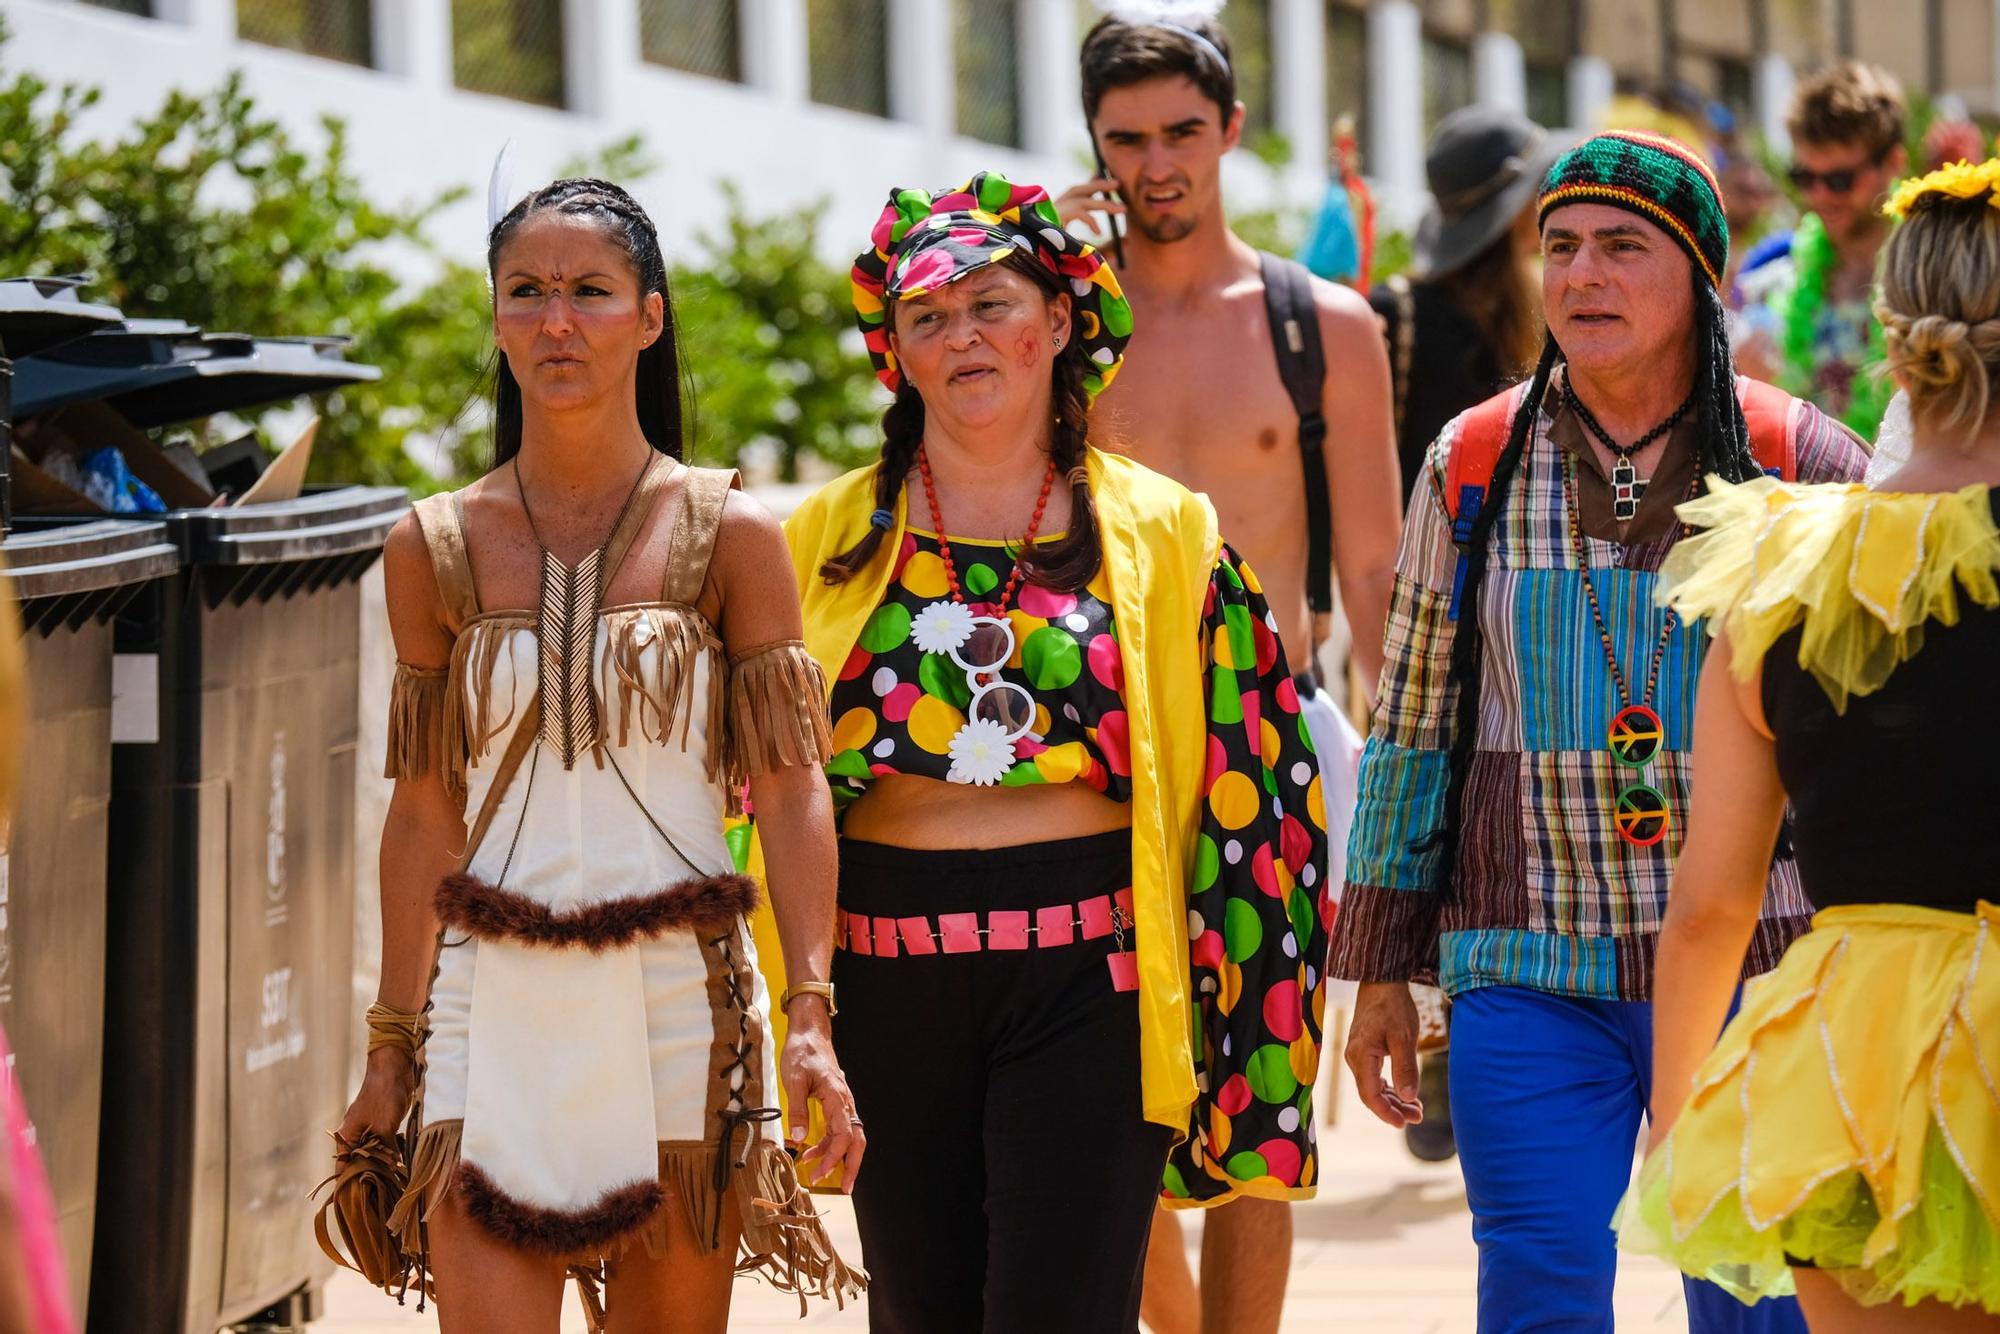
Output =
[{"x1": 1773, "y1": 211, "x2": 1891, "y2": 438}]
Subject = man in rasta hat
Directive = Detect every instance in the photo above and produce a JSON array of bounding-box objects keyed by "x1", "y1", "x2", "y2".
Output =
[
  {"x1": 1058, "y1": 9, "x2": 1403, "y2": 1333},
  {"x1": 1332, "y1": 131, "x2": 1866, "y2": 1330}
]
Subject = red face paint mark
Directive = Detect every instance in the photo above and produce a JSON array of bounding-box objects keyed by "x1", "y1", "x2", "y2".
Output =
[{"x1": 1013, "y1": 329, "x2": 1043, "y2": 371}]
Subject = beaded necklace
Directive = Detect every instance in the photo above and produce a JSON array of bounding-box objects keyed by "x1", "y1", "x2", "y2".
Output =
[
  {"x1": 915, "y1": 446, "x2": 1058, "y2": 611},
  {"x1": 1561, "y1": 448, "x2": 1698, "y2": 848},
  {"x1": 1565, "y1": 385, "x2": 1695, "y2": 523}
]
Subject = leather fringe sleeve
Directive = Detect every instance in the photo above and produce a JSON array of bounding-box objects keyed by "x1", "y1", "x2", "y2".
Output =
[
  {"x1": 384, "y1": 663, "x2": 461, "y2": 803},
  {"x1": 723, "y1": 641, "x2": 832, "y2": 797}
]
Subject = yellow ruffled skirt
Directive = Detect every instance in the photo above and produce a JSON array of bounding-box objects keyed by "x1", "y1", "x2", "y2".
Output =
[{"x1": 1618, "y1": 903, "x2": 2000, "y2": 1311}]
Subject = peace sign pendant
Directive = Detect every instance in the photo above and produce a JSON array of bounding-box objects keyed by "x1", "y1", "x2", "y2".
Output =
[
  {"x1": 1609, "y1": 705, "x2": 1668, "y2": 846},
  {"x1": 1614, "y1": 783, "x2": 1671, "y2": 847},
  {"x1": 1608, "y1": 704, "x2": 1664, "y2": 767}
]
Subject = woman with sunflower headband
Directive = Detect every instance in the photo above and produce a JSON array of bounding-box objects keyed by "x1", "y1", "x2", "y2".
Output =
[
  {"x1": 771, "y1": 172, "x2": 1332, "y2": 1331},
  {"x1": 1621, "y1": 160, "x2": 2000, "y2": 1326}
]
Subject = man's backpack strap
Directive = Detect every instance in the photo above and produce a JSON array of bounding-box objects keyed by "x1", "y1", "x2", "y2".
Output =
[
  {"x1": 1258, "y1": 251, "x2": 1332, "y2": 617},
  {"x1": 1736, "y1": 376, "x2": 1801, "y2": 480},
  {"x1": 1440, "y1": 384, "x2": 1527, "y2": 620}
]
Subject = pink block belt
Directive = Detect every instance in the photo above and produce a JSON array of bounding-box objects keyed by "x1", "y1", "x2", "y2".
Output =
[{"x1": 837, "y1": 888, "x2": 1138, "y2": 990}]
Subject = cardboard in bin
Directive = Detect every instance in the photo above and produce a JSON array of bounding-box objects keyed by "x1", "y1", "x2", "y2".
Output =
[{"x1": 10, "y1": 398, "x2": 317, "y2": 516}]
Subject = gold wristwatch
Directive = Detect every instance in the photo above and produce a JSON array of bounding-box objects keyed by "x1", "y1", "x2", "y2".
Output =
[{"x1": 779, "y1": 981, "x2": 837, "y2": 1017}]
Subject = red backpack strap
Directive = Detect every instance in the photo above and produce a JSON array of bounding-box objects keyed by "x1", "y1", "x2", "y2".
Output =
[
  {"x1": 1442, "y1": 383, "x2": 1528, "y2": 619},
  {"x1": 1735, "y1": 376, "x2": 1800, "y2": 480}
]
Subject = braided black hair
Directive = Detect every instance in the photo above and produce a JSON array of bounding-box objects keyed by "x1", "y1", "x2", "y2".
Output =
[
  {"x1": 820, "y1": 252, "x2": 1103, "y2": 591},
  {"x1": 485, "y1": 177, "x2": 687, "y2": 471},
  {"x1": 1428, "y1": 276, "x2": 1759, "y2": 896}
]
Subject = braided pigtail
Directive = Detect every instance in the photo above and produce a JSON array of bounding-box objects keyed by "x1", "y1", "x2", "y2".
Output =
[
  {"x1": 820, "y1": 387, "x2": 922, "y2": 584},
  {"x1": 1691, "y1": 273, "x2": 1761, "y2": 483},
  {"x1": 1014, "y1": 343, "x2": 1103, "y2": 591},
  {"x1": 1429, "y1": 336, "x2": 1563, "y2": 897}
]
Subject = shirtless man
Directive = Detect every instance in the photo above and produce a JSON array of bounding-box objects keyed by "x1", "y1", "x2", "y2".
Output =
[{"x1": 1058, "y1": 14, "x2": 1401, "y2": 1334}]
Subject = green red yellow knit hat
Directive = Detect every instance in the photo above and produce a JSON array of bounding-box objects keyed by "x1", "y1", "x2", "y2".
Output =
[{"x1": 1538, "y1": 130, "x2": 1728, "y2": 287}]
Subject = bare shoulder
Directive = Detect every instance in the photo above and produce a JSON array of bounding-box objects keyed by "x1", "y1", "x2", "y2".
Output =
[
  {"x1": 711, "y1": 485, "x2": 786, "y2": 567},
  {"x1": 709, "y1": 486, "x2": 805, "y2": 646},
  {"x1": 1306, "y1": 272, "x2": 1385, "y2": 352}
]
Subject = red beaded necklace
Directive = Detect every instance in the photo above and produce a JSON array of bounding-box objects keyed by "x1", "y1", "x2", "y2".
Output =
[{"x1": 915, "y1": 446, "x2": 1058, "y2": 612}]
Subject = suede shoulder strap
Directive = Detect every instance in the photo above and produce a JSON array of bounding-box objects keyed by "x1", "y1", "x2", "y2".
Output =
[
  {"x1": 410, "y1": 491, "x2": 480, "y2": 635},
  {"x1": 601, "y1": 454, "x2": 678, "y2": 588},
  {"x1": 663, "y1": 466, "x2": 741, "y2": 606}
]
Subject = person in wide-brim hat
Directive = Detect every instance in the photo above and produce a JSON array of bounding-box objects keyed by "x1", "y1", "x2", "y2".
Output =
[
  {"x1": 1372, "y1": 107, "x2": 1573, "y2": 515},
  {"x1": 1415, "y1": 105, "x2": 1575, "y2": 279}
]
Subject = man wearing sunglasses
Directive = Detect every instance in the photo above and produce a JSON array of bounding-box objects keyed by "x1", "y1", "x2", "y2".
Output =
[{"x1": 1736, "y1": 61, "x2": 1907, "y2": 439}]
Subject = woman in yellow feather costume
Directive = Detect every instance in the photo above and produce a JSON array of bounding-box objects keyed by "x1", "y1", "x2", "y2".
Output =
[{"x1": 1619, "y1": 163, "x2": 2000, "y2": 1327}]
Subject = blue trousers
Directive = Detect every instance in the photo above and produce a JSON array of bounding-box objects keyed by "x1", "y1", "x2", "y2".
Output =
[{"x1": 1449, "y1": 986, "x2": 1806, "y2": 1334}]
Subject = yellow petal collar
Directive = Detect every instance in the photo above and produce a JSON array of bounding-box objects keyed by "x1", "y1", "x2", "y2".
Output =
[{"x1": 1660, "y1": 476, "x2": 2000, "y2": 710}]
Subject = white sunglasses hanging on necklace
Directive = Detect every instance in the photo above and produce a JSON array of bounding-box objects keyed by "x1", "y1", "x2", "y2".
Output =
[{"x1": 938, "y1": 615, "x2": 1037, "y2": 785}]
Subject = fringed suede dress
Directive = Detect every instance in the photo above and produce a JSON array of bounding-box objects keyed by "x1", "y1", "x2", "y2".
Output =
[{"x1": 378, "y1": 460, "x2": 862, "y2": 1316}]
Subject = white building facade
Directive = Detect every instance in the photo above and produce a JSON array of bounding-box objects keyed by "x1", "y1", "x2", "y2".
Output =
[{"x1": 5, "y1": 0, "x2": 2000, "y2": 263}]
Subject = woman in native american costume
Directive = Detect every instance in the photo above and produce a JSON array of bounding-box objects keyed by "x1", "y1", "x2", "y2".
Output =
[{"x1": 330, "y1": 179, "x2": 864, "y2": 1331}]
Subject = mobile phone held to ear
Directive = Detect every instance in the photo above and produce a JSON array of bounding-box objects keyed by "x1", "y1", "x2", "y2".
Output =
[{"x1": 1093, "y1": 146, "x2": 1126, "y2": 268}]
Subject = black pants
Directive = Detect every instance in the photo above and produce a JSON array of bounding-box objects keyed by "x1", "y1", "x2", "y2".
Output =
[{"x1": 833, "y1": 832, "x2": 1174, "y2": 1334}]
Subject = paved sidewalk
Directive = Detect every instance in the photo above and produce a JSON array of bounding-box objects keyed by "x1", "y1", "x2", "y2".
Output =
[{"x1": 318, "y1": 1063, "x2": 1693, "y2": 1332}]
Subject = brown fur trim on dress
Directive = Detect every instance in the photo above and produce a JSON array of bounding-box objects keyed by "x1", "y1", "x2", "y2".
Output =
[
  {"x1": 457, "y1": 1161, "x2": 664, "y2": 1255},
  {"x1": 434, "y1": 873, "x2": 761, "y2": 951},
  {"x1": 389, "y1": 1124, "x2": 861, "y2": 1334}
]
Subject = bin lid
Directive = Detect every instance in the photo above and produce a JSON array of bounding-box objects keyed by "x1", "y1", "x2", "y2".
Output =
[
  {"x1": 0, "y1": 519, "x2": 178, "y2": 599},
  {"x1": 12, "y1": 327, "x2": 382, "y2": 426},
  {"x1": 0, "y1": 276, "x2": 124, "y2": 360},
  {"x1": 170, "y1": 484, "x2": 407, "y2": 567}
]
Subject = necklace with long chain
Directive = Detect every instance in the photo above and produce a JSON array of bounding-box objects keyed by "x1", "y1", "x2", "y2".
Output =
[
  {"x1": 1561, "y1": 448, "x2": 1698, "y2": 848},
  {"x1": 1565, "y1": 384, "x2": 1696, "y2": 522},
  {"x1": 915, "y1": 446, "x2": 1058, "y2": 612},
  {"x1": 514, "y1": 451, "x2": 656, "y2": 768}
]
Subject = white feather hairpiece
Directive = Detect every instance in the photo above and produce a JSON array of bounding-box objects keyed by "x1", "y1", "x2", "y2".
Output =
[
  {"x1": 1089, "y1": 0, "x2": 1232, "y2": 72},
  {"x1": 486, "y1": 140, "x2": 523, "y2": 235}
]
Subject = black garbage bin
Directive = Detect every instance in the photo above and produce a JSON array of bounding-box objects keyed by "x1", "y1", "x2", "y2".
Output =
[
  {"x1": 0, "y1": 274, "x2": 144, "y2": 1326},
  {"x1": 0, "y1": 522, "x2": 178, "y2": 1325},
  {"x1": 89, "y1": 484, "x2": 406, "y2": 1334}
]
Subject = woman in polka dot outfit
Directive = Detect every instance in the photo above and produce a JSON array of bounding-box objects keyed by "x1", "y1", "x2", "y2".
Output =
[{"x1": 773, "y1": 173, "x2": 1333, "y2": 1333}]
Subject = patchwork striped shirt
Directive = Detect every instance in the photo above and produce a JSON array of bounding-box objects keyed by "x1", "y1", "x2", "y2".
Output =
[{"x1": 1328, "y1": 382, "x2": 1867, "y2": 1001}]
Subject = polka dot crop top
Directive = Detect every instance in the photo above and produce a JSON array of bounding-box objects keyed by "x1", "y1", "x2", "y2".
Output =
[{"x1": 824, "y1": 528, "x2": 1132, "y2": 807}]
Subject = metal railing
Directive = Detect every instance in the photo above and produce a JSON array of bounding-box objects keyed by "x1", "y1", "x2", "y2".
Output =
[
  {"x1": 452, "y1": 0, "x2": 567, "y2": 108},
  {"x1": 1221, "y1": 0, "x2": 1273, "y2": 135},
  {"x1": 807, "y1": 0, "x2": 889, "y2": 118},
  {"x1": 238, "y1": 0, "x2": 374, "y2": 67},
  {"x1": 957, "y1": 0, "x2": 1022, "y2": 147},
  {"x1": 639, "y1": 0, "x2": 741, "y2": 83}
]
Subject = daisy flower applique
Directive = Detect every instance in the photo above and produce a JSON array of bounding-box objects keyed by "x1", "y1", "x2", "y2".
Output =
[
  {"x1": 946, "y1": 717, "x2": 1016, "y2": 786},
  {"x1": 911, "y1": 599, "x2": 976, "y2": 654}
]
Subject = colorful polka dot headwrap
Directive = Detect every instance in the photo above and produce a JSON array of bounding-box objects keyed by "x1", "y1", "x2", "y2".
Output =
[
  {"x1": 850, "y1": 171, "x2": 1134, "y2": 400},
  {"x1": 1538, "y1": 130, "x2": 1729, "y2": 288}
]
